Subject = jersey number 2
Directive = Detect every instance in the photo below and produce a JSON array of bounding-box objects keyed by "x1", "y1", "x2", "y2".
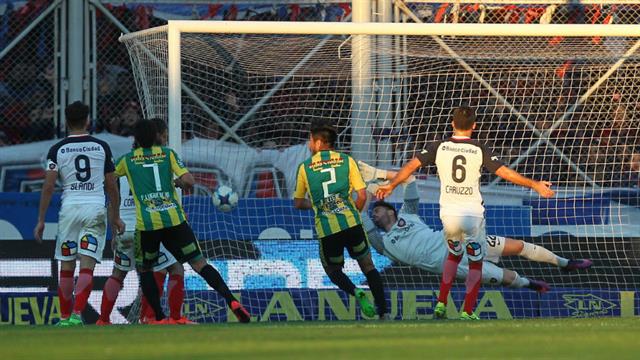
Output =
[
  {"x1": 320, "y1": 167, "x2": 336, "y2": 198},
  {"x1": 143, "y1": 163, "x2": 162, "y2": 191}
]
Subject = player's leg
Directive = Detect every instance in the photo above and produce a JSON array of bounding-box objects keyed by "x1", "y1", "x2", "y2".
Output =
[
  {"x1": 155, "y1": 245, "x2": 189, "y2": 323},
  {"x1": 136, "y1": 229, "x2": 166, "y2": 322},
  {"x1": 66, "y1": 206, "x2": 108, "y2": 325},
  {"x1": 459, "y1": 217, "x2": 486, "y2": 319},
  {"x1": 319, "y1": 231, "x2": 356, "y2": 296},
  {"x1": 139, "y1": 270, "x2": 167, "y2": 323},
  {"x1": 435, "y1": 216, "x2": 466, "y2": 318},
  {"x1": 347, "y1": 225, "x2": 388, "y2": 319},
  {"x1": 501, "y1": 237, "x2": 592, "y2": 271},
  {"x1": 98, "y1": 267, "x2": 128, "y2": 325},
  {"x1": 99, "y1": 231, "x2": 136, "y2": 325},
  {"x1": 164, "y1": 222, "x2": 250, "y2": 323},
  {"x1": 53, "y1": 206, "x2": 79, "y2": 325},
  {"x1": 498, "y1": 266, "x2": 551, "y2": 293}
]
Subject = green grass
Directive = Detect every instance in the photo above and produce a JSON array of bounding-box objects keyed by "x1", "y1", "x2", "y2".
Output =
[{"x1": 3, "y1": 318, "x2": 639, "y2": 360}]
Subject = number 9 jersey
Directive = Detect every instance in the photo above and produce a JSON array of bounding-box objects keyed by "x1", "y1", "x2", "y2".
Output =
[
  {"x1": 416, "y1": 136, "x2": 503, "y2": 218},
  {"x1": 45, "y1": 134, "x2": 115, "y2": 206}
]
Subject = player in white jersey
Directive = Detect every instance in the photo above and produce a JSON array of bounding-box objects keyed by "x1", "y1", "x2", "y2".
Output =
[
  {"x1": 97, "y1": 118, "x2": 193, "y2": 325},
  {"x1": 34, "y1": 101, "x2": 124, "y2": 326},
  {"x1": 376, "y1": 106, "x2": 555, "y2": 320},
  {"x1": 360, "y1": 162, "x2": 592, "y2": 295}
]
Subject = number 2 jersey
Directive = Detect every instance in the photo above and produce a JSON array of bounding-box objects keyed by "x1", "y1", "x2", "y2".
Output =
[
  {"x1": 45, "y1": 134, "x2": 114, "y2": 207},
  {"x1": 416, "y1": 136, "x2": 503, "y2": 218},
  {"x1": 114, "y1": 146, "x2": 189, "y2": 231},
  {"x1": 294, "y1": 150, "x2": 366, "y2": 238}
]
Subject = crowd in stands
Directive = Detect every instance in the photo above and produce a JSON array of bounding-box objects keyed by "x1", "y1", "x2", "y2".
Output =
[{"x1": 0, "y1": 2, "x2": 638, "y2": 188}]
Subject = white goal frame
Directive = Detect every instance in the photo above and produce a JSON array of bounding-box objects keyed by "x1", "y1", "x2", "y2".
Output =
[{"x1": 120, "y1": 21, "x2": 640, "y2": 160}]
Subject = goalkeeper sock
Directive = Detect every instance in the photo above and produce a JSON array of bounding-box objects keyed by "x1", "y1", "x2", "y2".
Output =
[
  {"x1": 199, "y1": 264, "x2": 236, "y2": 305},
  {"x1": 509, "y1": 273, "x2": 530, "y2": 288},
  {"x1": 364, "y1": 269, "x2": 387, "y2": 315},
  {"x1": 72, "y1": 268, "x2": 94, "y2": 314},
  {"x1": 167, "y1": 274, "x2": 185, "y2": 320},
  {"x1": 58, "y1": 270, "x2": 74, "y2": 319},
  {"x1": 99, "y1": 276, "x2": 123, "y2": 322},
  {"x1": 437, "y1": 253, "x2": 462, "y2": 304},
  {"x1": 327, "y1": 270, "x2": 356, "y2": 296},
  {"x1": 463, "y1": 261, "x2": 483, "y2": 314},
  {"x1": 519, "y1": 242, "x2": 568, "y2": 267},
  {"x1": 140, "y1": 271, "x2": 165, "y2": 320}
]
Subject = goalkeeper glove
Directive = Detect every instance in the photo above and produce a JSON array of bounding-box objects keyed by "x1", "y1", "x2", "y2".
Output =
[{"x1": 358, "y1": 160, "x2": 388, "y2": 183}]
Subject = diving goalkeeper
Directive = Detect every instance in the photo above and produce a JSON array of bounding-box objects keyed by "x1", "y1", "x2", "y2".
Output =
[{"x1": 359, "y1": 161, "x2": 592, "y2": 292}]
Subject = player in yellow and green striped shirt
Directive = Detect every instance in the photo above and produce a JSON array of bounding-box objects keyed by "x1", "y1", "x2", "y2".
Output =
[
  {"x1": 114, "y1": 119, "x2": 250, "y2": 324},
  {"x1": 294, "y1": 120, "x2": 389, "y2": 319}
]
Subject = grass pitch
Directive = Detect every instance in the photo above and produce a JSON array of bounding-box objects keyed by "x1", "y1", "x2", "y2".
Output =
[{"x1": 3, "y1": 318, "x2": 639, "y2": 359}]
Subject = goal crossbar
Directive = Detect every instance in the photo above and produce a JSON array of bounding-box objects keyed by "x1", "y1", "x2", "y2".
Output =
[{"x1": 119, "y1": 21, "x2": 640, "y2": 40}]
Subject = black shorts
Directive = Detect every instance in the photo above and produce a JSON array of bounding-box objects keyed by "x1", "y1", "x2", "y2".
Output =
[
  {"x1": 135, "y1": 222, "x2": 203, "y2": 269},
  {"x1": 319, "y1": 224, "x2": 370, "y2": 267}
]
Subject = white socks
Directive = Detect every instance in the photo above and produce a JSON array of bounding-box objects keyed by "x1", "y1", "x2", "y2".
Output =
[{"x1": 519, "y1": 241, "x2": 569, "y2": 267}]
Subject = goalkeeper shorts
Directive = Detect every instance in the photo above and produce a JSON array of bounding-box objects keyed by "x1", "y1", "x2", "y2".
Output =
[{"x1": 114, "y1": 231, "x2": 177, "y2": 272}]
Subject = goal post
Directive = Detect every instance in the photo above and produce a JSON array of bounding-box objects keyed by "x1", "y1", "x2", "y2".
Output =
[{"x1": 119, "y1": 20, "x2": 640, "y2": 322}]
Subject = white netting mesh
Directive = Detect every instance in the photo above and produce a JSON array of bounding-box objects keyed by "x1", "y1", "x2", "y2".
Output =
[{"x1": 119, "y1": 24, "x2": 640, "y2": 321}]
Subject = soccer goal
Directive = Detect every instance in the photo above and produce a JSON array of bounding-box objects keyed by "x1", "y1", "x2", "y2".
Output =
[{"x1": 119, "y1": 17, "x2": 640, "y2": 322}]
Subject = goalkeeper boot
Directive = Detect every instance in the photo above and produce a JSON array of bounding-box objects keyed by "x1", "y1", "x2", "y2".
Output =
[
  {"x1": 528, "y1": 279, "x2": 551, "y2": 294},
  {"x1": 355, "y1": 289, "x2": 376, "y2": 318},
  {"x1": 67, "y1": 313, "x2": 84, "y2": 326},
  {"x1": 433, "y1": 301, "x2": 447, "y2": 320},
  {"x1": 563, "y1": 259, "x2": 593, "y2": 272},
  {"x1": 459, "y1": 312, "x2": 480, "y2": 321},
  {"x1": 230, "y1": 300, "x2": 251, "y2": 323}
]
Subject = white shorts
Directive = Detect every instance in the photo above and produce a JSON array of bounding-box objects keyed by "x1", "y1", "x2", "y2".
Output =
[
  {"x1": 55, "y1": 204, "x2": 107, "y2": 262},
  {"x1": 457, "y1": 260, "x2": 505, "y2": 286},
  {"x1": 485, "y1": 235, "x2": 506, "y2": 264},
  {"x1": 113, "y1": 231, "x2": 178, "y2": 272},
  {"x1": 441, "y1": 215, "x2": 486, "y2": 262}
]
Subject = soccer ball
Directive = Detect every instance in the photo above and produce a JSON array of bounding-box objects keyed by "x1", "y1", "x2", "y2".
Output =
[{"x1": 212, "y1": 185, "x2": 238, "y2": 212}]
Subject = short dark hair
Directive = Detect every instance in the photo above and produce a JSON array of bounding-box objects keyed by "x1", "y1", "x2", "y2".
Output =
[
  {"x1": 65, "y1": 101, "x2": 89, "y2": 130},
  {"x1": 310, "y1": 119, "x2": 337, "y2": 147},
  {"x1": 372, "y1": 200, "x2": 397, "y2": 218},
  {"x1": 134, "y1": 119, "x2": 157, "y2": 148},
  {"x1": 150, "y1": 118, "x2": 167, "y2": 134},
  {"x1": 452, "y1": 106, "x2": 476, "y2": 131}
]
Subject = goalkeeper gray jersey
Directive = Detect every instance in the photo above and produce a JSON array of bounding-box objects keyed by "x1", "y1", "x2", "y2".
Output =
[{"x1": 381, "y1": 212, "x2": 447, "y2": 272}]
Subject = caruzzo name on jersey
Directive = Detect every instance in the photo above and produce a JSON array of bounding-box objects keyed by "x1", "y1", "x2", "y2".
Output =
[
  {"x1": 61, "y1": 145, "x2": 102, "y2": 154},
  {"x1": 445, "y1": 185, "x2": 473, "y2": 195}
]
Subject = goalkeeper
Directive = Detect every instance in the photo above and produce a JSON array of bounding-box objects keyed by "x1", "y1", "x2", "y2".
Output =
[{"x1": 359, "y1": 161, "x2": 592, "y2": 292}]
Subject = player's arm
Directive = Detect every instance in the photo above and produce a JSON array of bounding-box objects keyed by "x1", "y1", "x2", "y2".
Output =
[
  {"x1": 34, "y1": 170, "x2": 57, "y2": 243},
  {"x1": 293, "y1": 164, "x2": 312, "y2": 210},
  {"x1": 169, "y1": 149, "x2": 194, "y2": 191},
  {"x1": 105, "y1": 172, "x2": 125, "y2": 235},
  {"x1": 481, "y1": 144, "x2": 554, "y2": 198},
  {"x1": 105, "y1": 150, "x2": 125, "y2": 235},
  {"x1": 494, "y1": 166, "x2": 554, "y2": 198},
  {"x1": 348, "y1": 157, "x2": 367, "y2": 211},
  {"x1": 376, "y1": 142, "x2": 437, "y2": 199},
  {"x1": 360, "y1": 191, "x2": 385, "y2": 255}
]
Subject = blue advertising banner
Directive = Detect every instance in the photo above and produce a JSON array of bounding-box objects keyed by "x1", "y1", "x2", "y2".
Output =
[
  {"x1": 0, "y1": 193, "x2": 531, "y2": 240},
  {"x1": 1, "y1": 288, "x2": 637, "y2": 325}
]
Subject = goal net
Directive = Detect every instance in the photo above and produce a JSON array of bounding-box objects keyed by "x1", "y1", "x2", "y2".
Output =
[{"x1": 119, "y1": 20, "x2": 640, "y2": 322}]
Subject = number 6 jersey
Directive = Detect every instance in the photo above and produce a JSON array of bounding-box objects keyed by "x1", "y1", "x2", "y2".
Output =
[
  {"x1": 416, "y1": 136, "x2": 503, "y2": 218},
  {"x1": 46, "y1": 134, "x2": 115, "y2": 207}
]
